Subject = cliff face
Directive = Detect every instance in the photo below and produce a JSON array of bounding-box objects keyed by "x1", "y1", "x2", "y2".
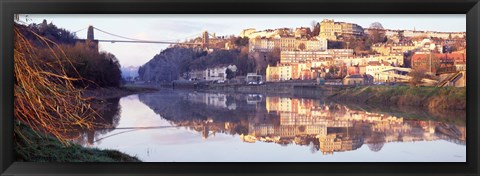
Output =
[{"x1": 138, "y1": 47, "x2": 196, "y2": 83}]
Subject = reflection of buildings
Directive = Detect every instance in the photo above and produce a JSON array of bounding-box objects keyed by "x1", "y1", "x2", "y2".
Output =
[
  {"x1": 319, "y1": 133, "x2": 363, "y2": 155},
  {"x1": 245, "y1": 97, "x2": 466, "y2": 155},
  {"x1": 141, "y1": 92, "x2": 466, "y2": 155},
  {"x1": 247, "y1": 94, "x2": 263, "y2": 105},
  {"x1": 186, "y1": 92, "x2": 237, "y2": 110}
]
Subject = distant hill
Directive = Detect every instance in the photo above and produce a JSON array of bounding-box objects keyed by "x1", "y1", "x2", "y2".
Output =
[{"x1": 121, "y1": 66, "x2": 139, "y2": 80}]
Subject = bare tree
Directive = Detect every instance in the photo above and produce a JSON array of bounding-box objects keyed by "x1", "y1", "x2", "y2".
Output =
[
  {"x1": 311, "y1": 21, "x2": 320, "y2": 36},
  {"x1": 408, "y1": 69, "x2": 427, "y2": 86}
]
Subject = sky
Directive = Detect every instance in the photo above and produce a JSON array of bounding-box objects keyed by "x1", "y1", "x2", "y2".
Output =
[{"x1": 18, "y1": 14, "x2": 466, "y2": 67}]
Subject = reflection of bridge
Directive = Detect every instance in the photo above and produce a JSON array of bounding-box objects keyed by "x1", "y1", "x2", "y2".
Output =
[{"x1": 92, "y1": 125, "x2": 204, "y2": 142}]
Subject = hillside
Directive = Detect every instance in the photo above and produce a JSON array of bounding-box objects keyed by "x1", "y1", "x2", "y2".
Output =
[
  {"x1": 138, "y1": 46, "x2": 256, "y2": 83},
  {"x1": 138, "y1": 47, "x2": 198, "y2": 83}
]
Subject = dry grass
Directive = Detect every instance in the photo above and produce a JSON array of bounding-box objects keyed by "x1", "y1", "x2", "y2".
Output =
[{"x1": 14, "y1": 26, "x2": 98, "y2": 145}]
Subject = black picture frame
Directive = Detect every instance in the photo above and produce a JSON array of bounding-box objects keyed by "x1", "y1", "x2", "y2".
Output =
[{"x1": 1, "y1": 0, "x2": 479, "y2": 175}]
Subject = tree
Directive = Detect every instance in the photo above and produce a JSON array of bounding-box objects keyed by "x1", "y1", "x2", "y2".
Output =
[
  {"x1": 234, "y1": 47, "x2": 256, "y2": 76},
  {"x1": 311, "y1": 21, "x2": 320, "y2": 36},
  {"x1": 328, "y1": 41, "x2": 343, "y2": 49},
  {"x1": 226, "y1": 68, "x2": 235, "y2": 80},
  {"x1": 298, "y1": 43, "x2": 306, "y2": 51},
  {"x1": 233, "y1": 37, "x2": 249, "y2": 47},
  {"x1": 408, "y1": 69, "x2": 427, "y2": 86},
  {"x1": 368, "y1": 28, "x2": 386, "y2": 44},
  {"x1": 23, "y1": 20, "x2": 77, "y2": 45},
  {"x1": 396, "y1": 32, "x2": 404, "y2": 41},
  {"x1": 266, "y1": 47, "x2": 281, "y2": 66}
]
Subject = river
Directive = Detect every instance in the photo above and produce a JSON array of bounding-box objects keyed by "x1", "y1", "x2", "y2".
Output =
[{"x1": 72, "y1": 90, "x2": 466, "y2": 162}]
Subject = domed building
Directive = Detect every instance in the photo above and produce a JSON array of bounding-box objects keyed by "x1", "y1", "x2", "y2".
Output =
[
  {"x1": 365, "y1": 22, "x2": 387, "y2": 37},
  {"x1": 369, "y1": 22, "x2": 384, "y2": 30}
]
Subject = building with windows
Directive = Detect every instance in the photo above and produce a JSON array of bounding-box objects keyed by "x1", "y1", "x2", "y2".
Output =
[
  {"x1": 319, "y1": 19, "x2": 364, "y2": 40},
  {"x1": 371, "y1": 42, "x2": 416, "y2": 55},
  {"x1": 403, "y1": 30, "x2": 465, "y2": 39},
  {"x1": 189, "y1": 69, "x2": 207, "y2": 80},
  {"x1": 327, "y1": 49, "x2": 355, "y2": 59},
  {"x1": 265, "y1": 64, "x2": 292, "y2": 82},
  {"x1": 189, "y1": 65, "x2": 237, "y2": 82},
  {"x1": 342, "y1": 74, "x2": 372, "y2": 85},
  {"x1": 280, "y1": 50, "x2": 332, "y2": 63},
  {"x1": 365, "y1": 61, "x2": 395, "y2": 82},
  {"x1": 411, "y1": 53, "x2": 465, "y2": 74},
  {"x1": 249, "y1": 37, "x2": 327, "y2": 52},
  {"x1": 266, "y1": 62, "x2": 317, "y2": 82},
  {"x1": 294, "y1": 27, "x2": 311, "y2": 38}
]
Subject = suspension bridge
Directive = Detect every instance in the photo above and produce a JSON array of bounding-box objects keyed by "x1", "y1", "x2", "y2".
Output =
[{"x1": 74, "y1": 25, "x2": 218, "y2": 49}]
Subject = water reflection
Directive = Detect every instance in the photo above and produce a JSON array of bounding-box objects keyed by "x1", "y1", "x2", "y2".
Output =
[
  {"x1": 139, "y1": 92, "x2": 465, "y2": 155},
  {"x1": 74, "y1": 90, "x2": 466, "y2": 161},
  {"x1": 66, "y1": 98, "x2": 122, "y2": 146}
]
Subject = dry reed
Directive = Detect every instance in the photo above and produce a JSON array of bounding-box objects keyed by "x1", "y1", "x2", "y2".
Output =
[{"x1": 14, "y1": 26, "x2": 98, "y2": 145}]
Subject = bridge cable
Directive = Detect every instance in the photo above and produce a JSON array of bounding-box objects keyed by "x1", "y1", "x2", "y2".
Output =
[
  {"x1": 72, "y1": 27, "x2": 88, "y2": 34},
  {"x1": 93, "y1": 27, "x2": 202, "y2": 44},
  {"x1": 93, "y1": 26, "x2": 146, "y2": 41}
]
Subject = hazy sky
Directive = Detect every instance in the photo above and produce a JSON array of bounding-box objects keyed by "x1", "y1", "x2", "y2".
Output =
[{"x1": 19, "y1": 14, "x2": 466, "y2": 67}]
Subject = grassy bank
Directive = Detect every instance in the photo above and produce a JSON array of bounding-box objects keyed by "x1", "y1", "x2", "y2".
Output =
[
  {"x1": 14, "y1": 124, "x2": 141, "y2": 162},
  {"x1": 340, "y1": 102, "x2": 466, "y2": 126},
  {"x1": 15, "y1": 86, "x2": 156, "y2": 162},
  {"x1": 11, "y1": 85, "x2": 163, "y2": 162},
  {"x1": 328, "y1": 86, "x2": 466, "y2": 110}
]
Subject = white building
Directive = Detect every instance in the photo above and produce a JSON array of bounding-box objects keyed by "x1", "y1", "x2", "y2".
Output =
[
  {"x1": 190, "y1": 69, "x2": 207, "y2": 80},
  {"x1": 279, "y1": 65, "x2": 292, "y2": 81},
  {"x1": 365, "y1": 61, "x2": 404, "y2": 82},
  {"x1": 240, "y1": 28, "x2": 257, "y2": 38},
  {"x1": 189, "y1": 65, "x2": 237, "y2": 82}
]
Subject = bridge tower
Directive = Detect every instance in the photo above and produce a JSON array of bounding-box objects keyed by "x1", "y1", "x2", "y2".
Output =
[
  {"x1": 87, "y1": 25, "x2": 94, "y2": 40},
  {"x1": 85, "y1": 25, "x2": 99, "y2": 52},
  {"x1": 202, "y1": 30, "x2": 209, "y2": 49}
]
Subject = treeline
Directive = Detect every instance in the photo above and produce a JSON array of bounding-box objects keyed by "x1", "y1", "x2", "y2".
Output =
[
  {"x1": 16, "y1": 20, "x2": 122, "y2": 88},
  {"x1": 17, "y1": 19, "x2": 78, "y2": 45}
]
